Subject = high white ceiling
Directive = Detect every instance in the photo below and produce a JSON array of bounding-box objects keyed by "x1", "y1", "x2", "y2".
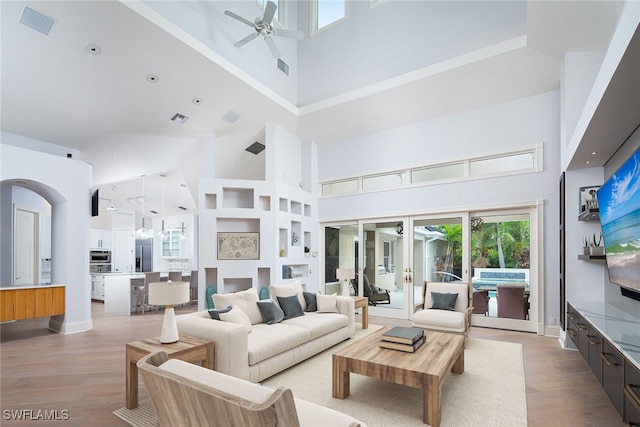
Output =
[{"x1": 1, "y1": 0, "x2": 636, "y2": 219}]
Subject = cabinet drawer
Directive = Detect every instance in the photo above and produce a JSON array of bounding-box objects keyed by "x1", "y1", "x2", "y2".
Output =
[
  {"x1": 566, "y1": 303, "x2": 579, "y2": 348},
  {"x1": 602, "y1": 338, "x2": 624, "y2": 416},
  {"x1": 626, "y1": 360, "x2": 640, "y2": 426},
  {"x1": 586, "y1": 325, "x2": 602, "y2": 383}
]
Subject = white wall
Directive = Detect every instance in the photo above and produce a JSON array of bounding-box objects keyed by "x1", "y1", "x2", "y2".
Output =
[
  {"x1": 1, "y1": 142, "x2": 93, "y2": 334},
  {"x1": 317, "y1": 91, "x2": 561, "y2": 326}
]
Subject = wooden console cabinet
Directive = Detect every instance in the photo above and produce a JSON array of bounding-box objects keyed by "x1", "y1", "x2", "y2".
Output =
[{"x1": 0, "y1": 285, "x2": 65, "y2": 322}]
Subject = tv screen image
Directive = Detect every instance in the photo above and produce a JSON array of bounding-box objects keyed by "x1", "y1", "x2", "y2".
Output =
[{"x1": 597, "y1": 148, "x2": 640, "y2": 293}]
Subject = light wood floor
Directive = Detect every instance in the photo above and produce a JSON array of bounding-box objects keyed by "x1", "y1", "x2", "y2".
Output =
[{"x1": 0, "y1": 303, "x2": 624, "y2": 427}]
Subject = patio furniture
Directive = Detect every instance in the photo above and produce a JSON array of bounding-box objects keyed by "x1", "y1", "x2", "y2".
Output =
[
  {"x1": 361, "y1": 274, "x2": 391, "y2": 306},
  {"x1": 412, "y1": 281, "x2": 473, "y2": 335},
  {"x1": 472, "y1": 290, "x2": 490, "y2": 315},
  {"x1": 496, "y1": 283, "x2": 528, "y2": 319}
]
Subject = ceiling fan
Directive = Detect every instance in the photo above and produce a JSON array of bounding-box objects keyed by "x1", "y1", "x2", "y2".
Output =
[{"x1": 225, "y1": 1, "x2": 303, "y2": 59}]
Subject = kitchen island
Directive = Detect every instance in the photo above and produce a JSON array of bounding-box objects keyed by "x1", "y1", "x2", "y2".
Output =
[
  {"x1": 91, "y1": 272, "x2": 190, "y2": 316},
  {"x1": 0, "y1": 283, "x2": 65, "y2": 322}
]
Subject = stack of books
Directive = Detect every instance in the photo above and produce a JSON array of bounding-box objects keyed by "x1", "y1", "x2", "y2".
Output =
[{"x1": 379, "y1": 326, "x2": 425, "y2": 353}]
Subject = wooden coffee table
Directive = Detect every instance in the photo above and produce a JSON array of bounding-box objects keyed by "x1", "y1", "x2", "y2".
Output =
[
  {"x1": 332, "y1": 326, "x2": 464, "y2": 426},
  {"x1": 125, "y1": 335, "x2": 214, "y2": 409}
]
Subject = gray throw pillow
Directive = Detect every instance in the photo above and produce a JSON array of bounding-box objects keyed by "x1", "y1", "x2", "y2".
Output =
[
  {"x1": 277, "y1": 295, "x2": 305, "y2": 320},
  {"x1": 256, "y1": 299, "x2": 285, "y2": 325},
  {"x1": 208, "y1": 306, "x2": 232, "y2": 320},
  {"x1": 303, "y1": 291, "x2": 317, "y2": 312},
  {"x1": 430, "y1": 292, "x2": 458, "y2": 311}
]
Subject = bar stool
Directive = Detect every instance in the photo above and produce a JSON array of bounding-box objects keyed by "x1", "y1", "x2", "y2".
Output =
[
  {"x1": 168, "y1": 271, "x2": 182, "y2": 282},
  {"x1": 134, "y1": 272, "x2": 160, "y2": 314}
]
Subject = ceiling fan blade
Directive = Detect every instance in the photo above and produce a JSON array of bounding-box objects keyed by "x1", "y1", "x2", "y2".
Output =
[
  {"x1": 234, "y1": 32, "x2": 259, "y2": 47},
  {"x1": 224, "y1": 10, "x2": 256, "y2": 28},
  {"x1": 264, "y1": 36, "x2": 281, "y2": 59},
  {"x1": 263, "y1": 1, "x2": 277, "y2": 25},
  {"x1": 273, "y1": 28, "x2": 304, "y2": 40}
]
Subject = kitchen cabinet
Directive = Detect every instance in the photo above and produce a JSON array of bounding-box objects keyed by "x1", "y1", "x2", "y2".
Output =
[
  {"x1": 91, "y1": 275, "x2": 105, "y2": 301},
  {"x1": 90, "y1": 229, "x2": 112, "y2": 249}
]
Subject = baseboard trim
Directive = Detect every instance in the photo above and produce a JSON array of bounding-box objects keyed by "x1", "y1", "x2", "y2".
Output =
[
  {"x1": 544, "y1": 324, "x2": 561, "y2": 337},
  {"x1": 48, "y1": 318, "x2": 93, "y2": 335}
]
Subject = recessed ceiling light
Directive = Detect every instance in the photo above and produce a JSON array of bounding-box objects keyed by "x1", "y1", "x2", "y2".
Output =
[
  {"x1": 591, "y1": 151, "x2": 597, "y2": 156},
  {"x1": 171, "y1": 113, "x2": 189, "y2": 124},
  {"x1": 192, "y1": 97, "x2": 203, "y2": 105},
  {"x1": 146, "y1": 74, "x2": 159, "y2": 83},
  {"x1": 586, "y1": 160, "x2": 591, "y2": 164},
  {"x1": 222, "y1": 110, "x2": 240, "y2": 124},
  {"x1": 85, "y1": 43, "x2": 102, "y2": 55}
]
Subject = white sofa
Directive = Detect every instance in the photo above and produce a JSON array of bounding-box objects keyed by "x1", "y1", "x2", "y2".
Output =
[
  {"x1": 176, "y1": 281, "x2": 355, "y2": 383},
  {"x1": 138, "y1": 350, "x2": 366, "y2": 427}
]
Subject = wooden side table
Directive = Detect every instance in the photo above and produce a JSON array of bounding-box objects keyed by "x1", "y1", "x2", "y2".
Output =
[
  {"x1": 125, "y1": 334, "x2": 214, "y2": 409},
  {"x1": 352, "y1": 296, "x2": 369, "y2": 329}
]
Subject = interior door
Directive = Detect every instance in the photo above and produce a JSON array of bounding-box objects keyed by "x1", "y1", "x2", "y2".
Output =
[
  {"x1": 113, "y1": 229, "x2": 135, "y2": 272},
  {"x1": 14, "y1": 208, "x2": 38, "y2": 285}
]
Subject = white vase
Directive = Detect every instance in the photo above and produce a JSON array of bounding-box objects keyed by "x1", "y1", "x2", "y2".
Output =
[{"x1": 583, "y1": 247, "x2": 590, "y2": 255}]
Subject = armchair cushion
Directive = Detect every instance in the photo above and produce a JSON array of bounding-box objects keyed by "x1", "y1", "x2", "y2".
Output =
[
  {"x1": 219, "y1": 306, "x2": 252, "y2": 332},
  {"x1": 430, "y1": 292, "x2": 458, "y2": 311}
]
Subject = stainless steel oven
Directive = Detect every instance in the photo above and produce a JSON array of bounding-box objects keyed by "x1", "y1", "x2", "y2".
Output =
[{"x1": 90, "y1": 250, "x2": 111, "y2": 265}]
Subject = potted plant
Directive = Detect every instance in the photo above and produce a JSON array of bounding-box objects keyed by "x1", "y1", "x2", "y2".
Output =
[
  {"x1": 583, "y1": 237, "x2": 590, "y2": 255},
  {"x1": 590, "y1": 232, "x2": 604, "y2": 256},
  {"x1": 304, "y1": 246, "x2": 310, "y2": 257}
]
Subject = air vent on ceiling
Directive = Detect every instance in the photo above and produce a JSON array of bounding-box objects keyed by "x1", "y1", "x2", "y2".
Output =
[
  {"x1": 149, "y1": 210, "x2": 158, "y2": 214},
  {"x1": 277, "y1": 58, "x2": 289, "y2": 76},
  {"x1": 222, "y1": 110, "x2": 240, "y2": 124},
  {"x1": 171, "y1": 113, "x2": 189, "y2": 124},
  {"x1": 19, "y1": 6, "x2": 56, "y2": 36},
  {"x1": 246, "y1": 141, "x2": 265, "y2": 155},
  {"x1": 178, "y1": 206, "x2": 187, "y2": 211}
]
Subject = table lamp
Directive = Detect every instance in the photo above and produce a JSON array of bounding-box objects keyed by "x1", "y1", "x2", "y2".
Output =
[
  {"x1": 148, "y1": 281, "x2": 190, "y2": 343},
  {"x1": 336, "y1": 268, "x2": 355, "y2": 297}
]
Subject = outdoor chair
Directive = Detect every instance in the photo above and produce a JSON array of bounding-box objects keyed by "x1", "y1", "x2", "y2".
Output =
[
  {"x1": 361, "y1": 274, "x2": 391, "y2": 306},
  {"x1": 472, "y1": 290, "x2": 490, "y2": 316},
  {"x1": 496, "y1": 283, "x2": 528, "y2": 319}
]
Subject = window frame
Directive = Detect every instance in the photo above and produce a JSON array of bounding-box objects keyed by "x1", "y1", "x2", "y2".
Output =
[{"x1": 310, "y1": 0, "x2": 348, "y2": 37}]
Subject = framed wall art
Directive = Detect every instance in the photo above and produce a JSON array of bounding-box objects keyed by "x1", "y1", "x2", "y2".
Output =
[
  {"x1": 579, "y1": 185, "x2": 600, "y2": 213},
  {"x1": 217, "y1": 232, "x2": 260, "y2": 260}
]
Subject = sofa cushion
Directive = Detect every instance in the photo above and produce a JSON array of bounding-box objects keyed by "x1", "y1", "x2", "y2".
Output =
[
  {"x1": 208, "y1": 306, "x2": 232, "y2": 320},
  {"x1": 303, "y1": 292, "x2": 317, "y2": 312},
  {"x1": 219, "y1": 306, "x2": 252, "y2": 332},
  {"x1": 281, "y1": 312, "x2": 349, "y2": 340},
  {"x1": 277, "y1": 295, "x2": 305, "y2": 320},
  {"x1": 412, "y1": 309, "x2": 466, "y2": 333},
  {"x1": 256, "y1": 299, "x2": 285, "y2": 325},
  {"x1": 430, "y1": 292, "x2": 458, "y2": 311},
  {"x1": 247, "y1": 323, "x2": 310, "y2": 365},
  {"x1": 270, "y1": 280, "x2": 307, "y2": 311},
  {"x1": 213, "y1": 288, "x2": 263, "y2": 325},
  {"x1": 316, "y1": 293, "x2": 338, "y2": 313}
]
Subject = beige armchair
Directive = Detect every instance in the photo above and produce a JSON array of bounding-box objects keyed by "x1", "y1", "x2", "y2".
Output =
[{"x1": 412, "y1": 281, "x2": 472, "y2": 336}]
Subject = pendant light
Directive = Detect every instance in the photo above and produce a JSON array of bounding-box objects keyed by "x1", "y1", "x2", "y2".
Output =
[
  {"x1": 158, "y1": 174, "x2": 169, "y2": 241},
  {"x1": 106, "y1": 187, "x2": 117, "y2": 214},
  {"x1": 179, "y1": 183, "x2": 188, "y2": 241},
  {"x1": 135, "y1": 175, "x2": 152, "y2": 239}
]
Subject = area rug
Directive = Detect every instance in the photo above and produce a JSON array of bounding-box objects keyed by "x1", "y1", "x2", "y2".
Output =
[{"x1": 114, "y1": 326, "x2": 527, "y2": 427}]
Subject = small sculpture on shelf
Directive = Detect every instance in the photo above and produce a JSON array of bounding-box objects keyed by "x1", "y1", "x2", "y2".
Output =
[
  {"x1": 291, "y1": 231, "x2": 299, "y2": 246},
  {"x1": 304, "y1": 246, "x2": 310, "y2": 257}
]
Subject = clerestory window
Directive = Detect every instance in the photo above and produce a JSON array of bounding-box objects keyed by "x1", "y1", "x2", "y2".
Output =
[{"x1": 311, "y1": 0, "x2": 346, "y2": 34}]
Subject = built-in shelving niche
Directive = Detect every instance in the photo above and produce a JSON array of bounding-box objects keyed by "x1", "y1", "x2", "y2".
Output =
[
  {"x1": 282, "y1": 264, "x2": 309, "y2": 282},
  {"x1": 291, "y1": 221, "x2": 301, "y2": 247},
  {"x1": 279, "y1": 228, "x2": 288, "y2": 257},
  {"x1": 205, "y1": 193, "x2": 217, "y2": 209},
  {"x1": 258, "y1": 268, "x2": 271, "y2": 289},
  {"x1": 216, "y1": 217, "x2": 260, "y2": 233},
  {"x1": 259, "y1": 196, "x2": 271, "y2": 211},
  {"x1": 223, "y1": 187, "x2": 254, "y2": 209},
  {"x1": 291, "y1": 200, "x2": 302, "y2": 215},
  {"x1": 224, "y1": 277, "x2": 252, "y2": 293},
  {"x1": 204, "y1": 267, "x2": 218, "y2": 290},
  {"x1": 304, "y1": 204, "x2": 311, "y2": 217},
  {"x1": 279, "y1": 197, "x2": 288, "y2": 213}
]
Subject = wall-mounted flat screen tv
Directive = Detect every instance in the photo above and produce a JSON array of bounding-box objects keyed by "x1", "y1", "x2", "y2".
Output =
[{"x1": 597, "y1": 147, "x2": 640, "y2": 294}]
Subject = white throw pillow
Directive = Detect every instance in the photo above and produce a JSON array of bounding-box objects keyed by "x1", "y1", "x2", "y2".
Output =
[
  {"x1": 316, "y1": 293, "x2": 338, "y2": 313},
  {"x1": 212, "y1": 288, "x2": 263, "y2": 325},
  {"x1": 269, "y1": 280, "x2": 307, "y2": 311},
  {"x1": 219, "y1": 306, "x2": 252, "y2": 332}
]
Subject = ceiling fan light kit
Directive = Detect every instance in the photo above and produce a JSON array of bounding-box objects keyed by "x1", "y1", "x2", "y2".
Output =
[{"x1": 225, "y1": 1, "x2": 303, "y2": 60}]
